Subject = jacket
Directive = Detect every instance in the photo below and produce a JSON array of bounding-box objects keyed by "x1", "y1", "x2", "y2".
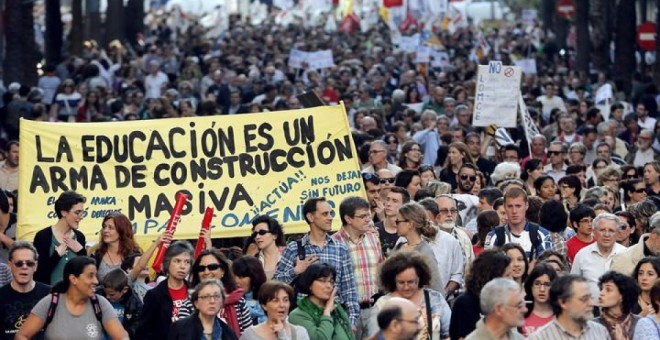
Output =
[
  {"x1": 168, "y1": 313, "x2": 238, "y2": 340},
  {"x1": 289, "y1": 297, "x2": 354, "y2": 340},
  {"x1": 610, "y1": 234, "x2": 648, "y2": 276},
  {"x1": 33, "y1": 226, "x2": 87, "y2": 284},
  {"x1": 97, "y1": 286, "x2": 143, "y2": 338},
  {"x1": 137, "y1": 279, "x2": 190, "y2": 339}
]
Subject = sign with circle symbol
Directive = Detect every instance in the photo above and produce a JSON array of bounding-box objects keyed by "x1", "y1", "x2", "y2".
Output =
[{"x1": 504, "y1": 67, "x2": 515, "y2": 77}]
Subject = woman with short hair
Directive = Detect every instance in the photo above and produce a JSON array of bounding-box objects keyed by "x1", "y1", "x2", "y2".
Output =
[{"x1": 594, "y1": 271, "x2": 640, "y2": 339}]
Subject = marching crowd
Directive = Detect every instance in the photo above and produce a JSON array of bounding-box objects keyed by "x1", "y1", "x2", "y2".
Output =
[{"x1": 2, "y1": 3, "x2": 660, "y2": 340}]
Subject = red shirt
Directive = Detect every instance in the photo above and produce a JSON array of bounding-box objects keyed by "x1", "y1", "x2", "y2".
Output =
[
  {"x1": 566, "y1": 235, "x2": 595, "y2": 263},
  {"x1": 169, "y1": 284, "x2": 193, "y2": 322},
  {"x1": 523, "y1": 312, "x2": 554, "y2": 337}
]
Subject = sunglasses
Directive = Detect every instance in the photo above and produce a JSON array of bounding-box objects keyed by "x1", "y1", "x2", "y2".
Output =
[
  {"x1": 547, "y1": 151, "x2": 564, "y2": 156},
  {"x1": 633, "y1": 188, "x2": 647, "y2": 193},
  {"x1": 251, "y1": 230, "x2": 271, "y2": 238},
  {"x1": 380, "y1": 178, "x2": 395, "y2": 184},
  {"x1": 13, "y1": 260, "x2": 36, "y2": 268},
  {"x1": 460, "y1": 174, "x2": 477, "y2": 182},
  {"x1": 195, "y1": 263, "x2": 222, "y2": 272},
  {"x1": 625, "y1": 174, "x2": 637, "y2": 179}
]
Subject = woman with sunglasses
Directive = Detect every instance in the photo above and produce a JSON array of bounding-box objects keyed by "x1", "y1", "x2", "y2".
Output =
[
  {"x1": 383, "y1": 133, "x2": 399, "y2": 164},
  {"x1": 615, "y1": 211, "x2": 637, "y2": 247},
  {"x1": 250, "y1": 215, "x2": 286, "y2": 280},
  {"x1": 192, "y1": 249, "x2": 252, "y2": 336},
  {"x1": 289, "y1": 263, "x2": 354, "y2": 340},
  {"x1": 622, "y1": 179, "x2": 648, "y2": 207},
  {"x1": 558, "y1": 175, "x2": 582, "y2": 210},
  {"x1": 169, "y1": 279, "x2": 238, "y2": 340}
]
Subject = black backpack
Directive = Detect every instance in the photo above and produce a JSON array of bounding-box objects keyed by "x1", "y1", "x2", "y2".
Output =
[
  {"x1": 493, "y1": 223, "x2": 542, "y2": 259},
  {"x1": 44, "y1": 292, "x2": 103, "y2": 329}
]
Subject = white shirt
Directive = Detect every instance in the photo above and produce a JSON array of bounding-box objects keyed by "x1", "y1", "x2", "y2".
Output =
[
  {"x1": 537, "y1": 95, "x2": 567, "y2": 122},
  {"x1": 571, "y1": 242, "x2": 626, "y2": 301},
  {"x1": 144, "y1": 71, "x2": 169, "y2": 99},
  {"x1": 543, "y1": 163, "x2": 567, "y2": 183},
  {"x1": 639, "y1": 116, "x2": 657, "y2": 130},
  {"x1": 634, "y1": 148, "x2": 656, "y2": 167}
]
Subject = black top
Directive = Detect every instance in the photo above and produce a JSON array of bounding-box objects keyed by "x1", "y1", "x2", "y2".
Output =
[
  {"x1": 137, "y1": 279, "x2": 192, "y2": 339},
  {"x1": 375, "y1": 221, "x2": 399, "y2": 257},
  {"x1": 449, "y1": 291, "x2": 481, "y2": 340},
  {"x1": 168, "y1": 313, "x2": 238, "y2": 340},
  {"x1": 0, "y1": 281, "x2": 51, "y2": 340},
  {"x1": 33, "y1": 226, "x2": 87, "y2": 284}
]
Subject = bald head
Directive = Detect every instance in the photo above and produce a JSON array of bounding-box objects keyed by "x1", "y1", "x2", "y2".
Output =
[{"x1": 377, "y1": 297, "x2": 421, "y2": 339}]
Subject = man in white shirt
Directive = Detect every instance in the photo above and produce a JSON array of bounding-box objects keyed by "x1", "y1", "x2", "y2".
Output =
[
  {"x1": 537, "y1": 83, "x2": 566, "y2": 123},
  {"x1": 570, "y1": 213, "x2": 626, "y2": 301},
  {"x1": 362, "y1": 141, "x2": 402, "y2": 176},
  {"x1": 637, "y1": 102, "x2": 657, "y2": 130},
  {"x1": 144, "y1": 60, "x2": 169, "y2": 99},
  {"x1": 625, "y1": 129, "x2": 659, "y2": 167}
]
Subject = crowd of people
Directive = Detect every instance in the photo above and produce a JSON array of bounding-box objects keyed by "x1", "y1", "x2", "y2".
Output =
[{"x1": 1, "y1": 2, "x2": 660, "y2": 340}]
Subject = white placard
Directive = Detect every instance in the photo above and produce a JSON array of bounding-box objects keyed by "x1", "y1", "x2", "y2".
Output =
[
  {"x1": 399, "y1": 34, "x2": 421, "y2": 52},
  {"x1": 288, "y1": 49, "x2": 306, "y2": 68},
  {"x1": 431, "y1": 51, "x2": 450, "y2": 68},
  {"x1": 415, "y1": 46, "x2": 432, "y2": 63},
  {"x1": 288, "y1": 49, "x2": 334, "y2": 70},
  {"x1": 522, "y1": 9, "x2": 537, "y2": 25},
  {"x1": 514, "y1": 58, "x2": 537, "y2": 74},
  {"x1": 473, "y1": 61, "x2": 522, "y2": 128}
]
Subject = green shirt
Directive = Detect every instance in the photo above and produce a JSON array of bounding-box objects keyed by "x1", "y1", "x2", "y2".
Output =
[
  {"x1": 49, "y1": 234, "x2": 78, "y2": 285},
  {"x1": 289, "y1": 297, "x2": 355, "y2": 340}
]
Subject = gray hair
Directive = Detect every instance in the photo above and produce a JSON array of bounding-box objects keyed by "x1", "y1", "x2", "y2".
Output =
[
  {"x1": 191, "y1": 278, "x2": 226, "y2": 306},
  {"x1": 569, "y1": 142, "x2": 586, "y2": 155},
  {"x1": 480, "y1": 278, "x2": 521, "y2": 315},
  {"x1": 163, "y1": 241, "x2": 194, "y2": 275},
  {"x1": 597, "y1": 121, "x2": 610, "y2": 134},
  {"x1": 491, "y1": 162, "x2": 521, "y2": 185},
  {"x1": 650, "y1": 212, "x2": 660, "y2": 233},
  {"x1": 420, "y1": 110, "x2": 437, "y2": 122},
  {"x1": 9, "y1": 240, "x2": 38, "y2": 261},
  {"x1": 584, "y1": 186, "x2": 608, "y2": 201},
  {"x1": 371, "y1": 140, "x2": 388, "y2": 150},
  {"x1": 592, "y1": 212, "x2": 622, "y2": 230}
]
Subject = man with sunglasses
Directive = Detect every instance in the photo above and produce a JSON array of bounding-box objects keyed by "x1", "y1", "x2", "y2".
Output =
[
  {"x1": 376, "y1": 168, "x2": 396, "y2": 202},
  {"x1": 543, "y1": 141, "x2": 568, "y2": 183},
  {"x1": 0, "y1": 241, "x2": 50, "y2": 339},
  {"x1": 455, "y1": 163, "x2": 478, "y2": 195}
]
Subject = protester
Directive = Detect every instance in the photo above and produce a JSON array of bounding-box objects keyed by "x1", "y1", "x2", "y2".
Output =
[
  {"x1": 89, "y1": 213, "x2": 141, "y2": 282},
  {"x1": 465, "y1": 278, "x2": 526, "y2": 340},
  {"x1": 0, "y1": 241, "x2": 50, "y2": 339},
  {"x1": 240, "y1": 281, "x2": 309, "y2": 340},
  {"x1": 611, "y1": 213, "x2": 660, "y2": 275},
  {"x1": 630, "y1": 257, "x2": 660, "y2": 316},
  {"x1": 16, "y1": 256, "x2": 128, "y2": 339},
  {"x1": 368, "y1": 297, "x2": 422, "y2": 340},
  {"x1": 250, "y1": 215, "x2": 286, "y2": 280},
  {"x1": 289, "y1": 263, "x2": 354, "y2": 340},
  {"x1": 191, "y1": 248, "x2": 252, "y2": 335},
  {"x1": 232, "y1": 256, "x2": 268, "y2": 325},
  {"x1": 98, "y1": 268, "x2": 143, "y2": 338},
  {"x1": 168, "y1": 279, "x2": 238, "y2": 340},
  {"x1": 137, "y1": 241, "x2": 194, "y2": 338},
  {"x1": 368, "y1": 251, "x2": 451, "y2": 339},
  {"x1": 33, "y1": 191, "x2": 87, "y2": 285},
  {"x1": 633, "y1": 280, "x2": 660, "y2": 339},
  {"x1": 522, "y1": 263, "x2": 558, "y2": 336},
  {"x1": 502, "y1": 243, "x2": 529, "y2": 287},
  {"x1": 593, "y1": 271, "x2": 640, "y2": 339}
]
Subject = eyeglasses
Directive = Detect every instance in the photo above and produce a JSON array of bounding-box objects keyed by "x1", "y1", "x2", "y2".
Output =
[
  {"x1": 633, "y1": 188, "x2": 647, "y2": 193},
  {"x1": 395, "y1": 278, "x2": 419, "y2": 287},
  {"x1": 439, "y1": 208, "x2": 458, "y2": 215},
  {"x1": 198, "y1": 294, "x2": 223, "y2": 302},
  {"x1": 460, "y1": 174, "x2": 477, "y2": 182},
  {"x1": 369, "y1": 150, "x2": 385, "y2": 154},
  {"x1": 194, "y1": 263, "x2": 222, "y2": 272},
  {"x1": 380, "y1": 178, "x2": 395, "y2": 184},
  {"x1": 68, "y1": 210, "x2": 84, "y2": 217},
  {"x1": 409, "y1": 147, "x2": 421, "y2": 152},
  {"x1": 315, "y1": 277, "x2": 335, "y2": 286},
  {"x1": 547, "y1": 151, "x2": 564, "y2": 156},
  {"x1": 395, "y1": 219, "x2": 408, "y2": 224},
  {"x1": 13, "y1": 260, "x2": 36, "y2": 268},
  {"x1": 625, "y1": 174, "x2": 637, "y2": 179},
  {"x1": 386, "y1": 139, "x2": 397, "y2": 144},
  {"x1": 533, "y1": 281, "x2": 551, "y2": 289},
  {"x1": 353, "y1": 214, "x2": 372, "y2": 220},
  {"x1": 251, "y1": 230, "x2": 271, "y2": 238}
]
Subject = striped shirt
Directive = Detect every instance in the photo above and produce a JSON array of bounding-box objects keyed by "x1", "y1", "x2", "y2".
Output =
[
  {"x1": 528, "y1": 320, "x2": 611, "y2": 340},
  {"x1": 331, "y1": 228, "x2": 383, "y2": 302},
  {"x1": 273, "y1": 233, "x2": 360, "y2": 325}
]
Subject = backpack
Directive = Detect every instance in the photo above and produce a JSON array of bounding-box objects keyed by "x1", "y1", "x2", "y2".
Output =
[
  {"x1": 493, "y1": 223, "x2": 542, "y2": 259},
  {"x1": 44, "y1": 292, "x2": 103, "y2": 329}
]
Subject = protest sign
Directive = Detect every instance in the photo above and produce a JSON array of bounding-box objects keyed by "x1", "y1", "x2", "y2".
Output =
[
  {"x1": 522, "y1": 9, "x2": 537, "y2": 25},
  {"x1": 17, "y1": 106, "x2": 365, "y2": 243},
  {"x1": 288, "y1": 49, "x2": 335, "y2": 70},
  {"x1": 414, "y1": 46, "x2": 432, "y2": 63},
  {"x1": 514, "y1": 58, "x2": 537, "y2": 74},
  {"x1": 398, "y1": 34, "x2": 420, "y2": 52},
  {"x1": 473, "y1": 61, "x2": 522, "y2": 128},
  {"x1": 431, "y1": 51, "x2": 450, "y2": 68}
]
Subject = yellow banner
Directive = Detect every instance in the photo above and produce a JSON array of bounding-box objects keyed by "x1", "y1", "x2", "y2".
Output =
[{"x1": 18, "y1": 105, "x2": 366, "y2": 244}]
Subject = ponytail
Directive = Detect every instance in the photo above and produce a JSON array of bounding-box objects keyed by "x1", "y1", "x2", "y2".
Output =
[{"x1": 420, "y1": 219, "x2": 438, "y2": 241}]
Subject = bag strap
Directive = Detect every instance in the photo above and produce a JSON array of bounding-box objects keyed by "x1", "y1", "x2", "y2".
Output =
[
  {"x1": 529, "y1": 223, "x2": 540, "y2": 259},
  {"x1": 423, "y1": 289, "x2": 432, "y2": 339},
  {"x1": 44, "y1": 292, "x2": 60, "y2": 329},
  {"x1": 90, "y1": 294, "x2": 103, "y2": 323},
  {"x1": 494, "y1": 226, "x2": 505, "y2": 247}
]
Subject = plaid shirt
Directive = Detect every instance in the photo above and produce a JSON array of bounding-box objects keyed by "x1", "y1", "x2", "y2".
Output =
[
  {"x1": 273, "y1": 233, "x2": 360, "y2": 325},
  {"x1": 0, "y1": 263, "x2": 11, "y2": 287},
  {"x1": 332, "y1": 228, "x2": 383, "y2": 302}
]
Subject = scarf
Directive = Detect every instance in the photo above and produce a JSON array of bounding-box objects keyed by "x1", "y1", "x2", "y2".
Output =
[
  {"x1": 600, "y1": 309, "x2": 633, "y2": 340},
  {"x1": 296, "y1": 297, "x2": 354, "y2": 340},
  {"x1": 220, "y1": 287, "x2": 245, "y2": 336}
]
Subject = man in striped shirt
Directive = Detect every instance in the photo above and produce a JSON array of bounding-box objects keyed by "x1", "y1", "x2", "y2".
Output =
[
  {"x1": 332, "y1": 196, "x2": 383, "y2": 339},
  {"x1": 528, "y1": 275, "x2": 610, "y2": 340}
]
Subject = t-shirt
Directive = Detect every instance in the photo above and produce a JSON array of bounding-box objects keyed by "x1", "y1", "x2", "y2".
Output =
[
  {"x1": 375, "y1": 221, "x2": 399, "y2": 257},
  {"x1": 169, "y1": 284, "x2": 193, "y2": 322},
  {"x1": 102, "y1": 301, "x2": 125, "y2": 340},
  {"x1": 31, "y1": 293, "x2": 117, "y2": 340},
  {"x1": 523, "y1": 312, "x2": 554, "y2": 337},
  {"x1": 0, "y1": 282, "x2": 50, "y2": 340},
  {"x1": 566, "y1": 236, "x2": 595, "y2": 263}
]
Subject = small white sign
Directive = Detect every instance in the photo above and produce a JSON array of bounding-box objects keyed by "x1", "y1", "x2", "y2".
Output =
[
  {"x1": 431, "y1": 51, "x2": 450, "y2": 68},
  {"x1": 415, "y1": 46, "x2": 432, "y2": 63},
  {"x1": 288, "y1": 49, "x2": 335, "y2": 70},
  {"x1": 514, "y1": 58, "x2": 537, "y2": 74},
  {"x1": 399, "y1": 34, "x2": 421, "y2": 52},
  {"x1": 472, "y1": 61, "x2": 522, "y2": 128}
]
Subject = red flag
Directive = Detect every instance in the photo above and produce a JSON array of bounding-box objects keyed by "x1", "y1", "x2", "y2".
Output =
[
  {"x1": 399, "y1": 11, "x2": 419, "y2": 31},
  {"x1": 340, "y1": 13, "x2": 360, "y2": 33},
  {"x1": 383, "y1": 0, "x2": 403, "y2": 8}
]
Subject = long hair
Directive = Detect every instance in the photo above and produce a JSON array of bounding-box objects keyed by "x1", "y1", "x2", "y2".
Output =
[
  {"x1": 52, "y1": 256, "x2": 96, "y2": 294},
  {"x1": 524, "y1": 262, "x2": 558, "y2": 317},
  {"x1": 465, "y1": 249, "x2": 510, "y2": 296},
  {"x1": 192, "y1": 248, "x2": 237, "y2": 292},
  {"x1": 96, "y1": 213, "x2": 141, "y2": 258}
]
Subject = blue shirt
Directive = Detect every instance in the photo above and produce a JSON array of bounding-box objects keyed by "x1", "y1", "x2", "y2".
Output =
[{"x1": 273, "y1": 233, "x2": 359, "y2": 325}]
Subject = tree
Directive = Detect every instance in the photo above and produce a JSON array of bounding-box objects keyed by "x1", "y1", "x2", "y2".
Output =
[
  {"x1": 575, "y1": 0, "x2": 590, "y2": 76},
  {"x1": 45, "y1": 0, "x2": 63, "y2": 66},
  {"x1": 70, "y1": 0, "x2": 83, "y2": 56},
  {"x1": 126, "y1": 0, "x2": 145, "y2": 49},
  {"x1": 614, "y1": 0, "x2": 636, "y2": 95},
  {"x1": 590, "y1": 0, "x2": 614, "y2": 73},
  {"x1": 4, "y1": 0, "x2": 37, "y2": 85},
  {"x1": 542, "y1": 0, "x2": 556, "y2": 34},
  {"x1": 85, "y1": 0, "x2": 101, "y2": 44}
]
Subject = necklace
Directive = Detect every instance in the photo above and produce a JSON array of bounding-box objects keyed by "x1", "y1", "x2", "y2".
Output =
[{"x1": 105, "y1": 252, "x2": 121, "y2": 265}]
